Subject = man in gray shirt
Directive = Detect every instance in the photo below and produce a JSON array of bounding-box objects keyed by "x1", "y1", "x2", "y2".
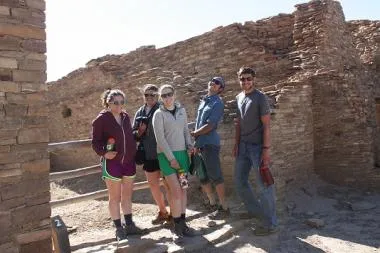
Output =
[{"x1": 234, "y1": 66, "x2": 278, "y2": 235}]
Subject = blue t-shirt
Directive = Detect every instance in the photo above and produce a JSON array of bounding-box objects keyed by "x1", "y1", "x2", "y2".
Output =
[{"x1": 194, "y1": 94, "x2": 224, "y2": 148}]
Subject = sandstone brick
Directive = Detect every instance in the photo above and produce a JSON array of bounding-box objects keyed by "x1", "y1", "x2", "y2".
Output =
[
  {"x1": 0, "y1": 138, "x2": 16, "y2": 145},
  {"x1": 0, "y1": 196, "x2": 25, "y2": 211},
  {"x1": 0, "y1": 179, "x2": 25, "y2": 199},
  {"x1": 25, "y1": 52, "x2": 46, "y2": 61},
  {"x1": 21, "y1": 82, "x2": 46, "y2": 92},
  {"x1": 18, "y1": 59, "x2": 46, "y2": 71},
  {"x1": 12, "y1": 70, "x2": 46, "y2": 82},
  {"x1": 0, "y1": 129, "x2": 18, "y2": 139},
  {"x1": 0, "y1": 242, "x2": 18, "y2": 253},
  {"x1": 16, "y1": 227, "x2": 51, "y2": 245},
  {"x1": 21, "y1": 38, "x2": 46, "y2": 53},
  {"x1": 0, "y1": 168, "x2": 22, "y2": 178},
  {"x1": 25, "y1": 192, "x2": 49, "y2": 206},
  {"x1": 17, "y1": 128, "x2": 49, "y2": 144},
  {"x1": 0, "y1": 81, "x2": 20, "y2": 92},
  {"x1": 0, "y1": 6, "x2": 10, "y2": 16},
  {"x1": 10, "y1": 8, "x2": 31, "y2": 19},
  {"x1": 19, "y1": 238, "x2": 51, "y2": 253},
  {"x1": 26, "y1": 0, "x2": 45, "y2": 11},
  {"x1": 0, "y1": 57, "x2": 18, "y2": 69},
  {"x1": 23, "y1": 116, "x2": 47, "y2": 128},
  {"x1": 0, "y1": 145, "x2": 10, "y2": 153},
  {"x1": 6, "y1": 92, "x2": 45, "y2": 105},
  {"x1": 21, "y1": 159, "x2": 49, "y2": 174},
  {"x1": 26, "y1": 105, "x2": 48, "y2": 116},
  {"x1": 0, "y1": 211, "x2": 12, "y2": 237},
  {"x1": 4, "y1": 104, "x2": 28, "y2": 117},
  {"x1": 0, "y1": 0, "x2": 24, "y2": 8},
  {"x1": 0, "y1": 68, "x2": 12, "y2": 81},
  {"x1": 0, "y1": 23, "x2": 45, "y2": 40},
  {"x1": 12, "y1": 203, "x2": 50, "y2": 227}
]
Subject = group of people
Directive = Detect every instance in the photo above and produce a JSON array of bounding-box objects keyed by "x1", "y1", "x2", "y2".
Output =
[{"x1": 91, "y1": 66, "x2": 278, "y2": 242}]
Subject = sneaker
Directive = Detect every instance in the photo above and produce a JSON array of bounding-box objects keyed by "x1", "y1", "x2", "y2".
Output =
[
  {"x1": 182, "y1": 220, "x2": 201, "y2": 237},
  {"x1": 115, "y1": 227, "x2": 127, "y2": 241},
  {"x1": 252, "y1": 226, "x2": 278, "y2": 236},
  {"x1": 152, "y1": 211, "x2": 170, "y2": 225},
  {"x1": 208, "y1": 206, "x2": 231, "y2": 220},
  {"x1": 124, "y1": 222, "x2": 148, "y2": 235}
]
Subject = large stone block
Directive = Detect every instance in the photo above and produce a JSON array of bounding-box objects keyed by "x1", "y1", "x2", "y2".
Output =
[
  {"x1": 21, "y1": 39, "x2": 46, "y2": 53},
  {"x1": 25, "y1": 192, "x2": 49, "y2": 206},
  {"x1": 0, "y1": 211, "x2": 12, "y2": 237},
  {"x1": 0, "y1": 129, "x2": 18, "y2": 139},
  {"x1": 0, "y1": 68, "x2": 12, "y2": 81},
  {"x1": 0, "y1": 6, "x2": 10, "y2": 16},
  {"x1": 21, "y1": 159, "x2": 49, "y2": 174},
  {"x1": 23, "y1": 115, "x2": 48, "y2": 128},
  {"x1": 17, "y1": 128, "x2": 49, "y2": 144},
  {"x1": 4, "y1": 104, "x2": 28, "y2": 117},
  {"x1": 11, "y1": 203, "x2": 50, "y2": 227},
  {"x1": 0, "y1": 81, "x2": 20, "y2": 92},
  {"x1": 16, "y1": 228, "x2": 51, "y2": 245},
  {"x1": 21, "y1": 82, "x2": 47, "y2": 92},
  {"x1": 25, "y1": 0, "x2": 45, "y2": 11},
  {"x1": 18, "y1": 59, "x2": 46, "y2": 71},
  {"x1": 0, "y1": 23, "x2": 45, "y2": 40},
  {"x1": 12, "y1": 70, "x2": 46, "y2": 82},
  {"x1": 0, "y1": 196, "x2": 25, "y2": 211},
  {"x1": 19, "y1": 238, "x2": 51, "y2": 253},
  {"x1": 0, "y1": 57, "x2": 17, "y2": 69}
]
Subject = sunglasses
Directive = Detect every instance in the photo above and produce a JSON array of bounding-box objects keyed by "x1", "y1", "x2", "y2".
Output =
[
  {"x1": 144, "y1": 93, "x2": 156, "y2": 98},
  {"x1": 161, "y1": 92, "x2": 174, "y2": 98},
  {"x1": 110, "y1": 100, "x2": 125, "y2": 105},
  {"x1": 211, "y1": 79, "x2": 222, "y2": 86},
  {"x1": 239, "y1": 77, "x2": 253, "y2": 82}
]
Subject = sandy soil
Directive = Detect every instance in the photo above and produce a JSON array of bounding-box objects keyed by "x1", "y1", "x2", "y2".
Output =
[{"x1": 51, "y1": 174, "x2": 380, "y2": 253}]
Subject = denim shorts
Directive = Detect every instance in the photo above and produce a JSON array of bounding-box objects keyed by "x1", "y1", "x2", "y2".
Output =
[{"x1": 200, "y1": 144, "x2": 224, "y2": 185}]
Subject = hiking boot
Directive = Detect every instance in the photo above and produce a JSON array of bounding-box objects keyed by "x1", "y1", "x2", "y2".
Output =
[
  {"x1": 173, "y1": 221, "x2": 184, "y2": 243},
  {"x1": 252, "y1": 226, "x2": 278, "y2": 236},
  {"x1": 124, "y1": 222, "x2": 148, "y2": 235},
  {"x1": 181, "y1": 220, "x2": 201, "y2": 237},
  {"x1": 208, "y1": 206, "x2": 231, "y2": 220},
  {"x1": 152, "y1": 211, "x2": 170, "y2": 225},
  {"x1": 238, "y1": 212, "x2": 260, "y2": 220},
  {"x1": 204, "y1": 202, "x2": 218, "y2": 212},
  {"x1": 115, "y1": 227, "x2": 127, "y2": 241}
]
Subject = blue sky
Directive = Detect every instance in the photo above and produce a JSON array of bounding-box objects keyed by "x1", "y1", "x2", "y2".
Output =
[{"x1": 46, "y1": 0, "x2": 379, "y2": 81}]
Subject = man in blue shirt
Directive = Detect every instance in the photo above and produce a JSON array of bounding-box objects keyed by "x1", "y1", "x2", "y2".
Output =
[{"x1": 191, "y1": 76, "x2": 230, "y2": 219}]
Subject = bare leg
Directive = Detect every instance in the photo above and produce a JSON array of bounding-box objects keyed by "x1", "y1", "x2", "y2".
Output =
[
  {"x1": 145, "y1": 170, "x2": 168, "y2": 213},
  {"x1": 215, "y1": 183, "x2": 227, "y2": 209},
  {"x1": 164, "y1": 174, "x2": 182, "y2": 218},
  {"x1": 105, "y1": 179, "x2": 122, "y2": 220},
  {"x1": 120, "y1": 176, "x2": 134, "y2": 215},
  {"x1": 201, "y1": 183, "x2": 216, "y2": 205}
]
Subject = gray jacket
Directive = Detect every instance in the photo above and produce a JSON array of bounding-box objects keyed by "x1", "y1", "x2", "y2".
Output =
[
  {"x1": 132, "y1": 103, "x2": 159, "y2": 160},
  {"x1": 152, "y1": 103, "x2": 193, "y2": 161}
]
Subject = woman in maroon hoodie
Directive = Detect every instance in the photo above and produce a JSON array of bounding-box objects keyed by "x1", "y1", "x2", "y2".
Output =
[{"x1": 92, "y1": 89, "x2": 146, "y2": 241}]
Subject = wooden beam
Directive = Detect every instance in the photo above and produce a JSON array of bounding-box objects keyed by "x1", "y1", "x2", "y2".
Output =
[
  {"x1": 48, "y1": 139, "x2": 92, "y2": 152},
  {"x1": 50, "y1": 180, "x2": 163, "y2": 208},
  {"x1": 50, "y1": 165, "x2": 100, "y2": 182}
]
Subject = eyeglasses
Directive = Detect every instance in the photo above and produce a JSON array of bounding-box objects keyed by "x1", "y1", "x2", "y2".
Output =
[
  {"x1": 161, "y1": 92, "x2": 174, "y2": 98},
  {"x1": 144, "y1": 93, "x2": 156, "y2": 98},
  {"x1": 110, "y1": 100, "x2": 125, "y2": 105},
  {"x1": 239, "y1": 77, "x2": 253, "y2": 82}
]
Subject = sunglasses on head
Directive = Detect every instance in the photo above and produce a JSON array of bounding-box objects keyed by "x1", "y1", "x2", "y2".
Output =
[
  {"x1": 161, "y1": 92, "x2": 174, "y2": 98},
  {"x1": 144, "y1": 93, "x2": 156, "y2": 98},
  {"x1": 239, "y1": 77, "x2": 253, "y2": 82},
  {"x1": 211, "y1": 79, "x2": 222, "y2": 86},
  {"x1": 110, "y1": 100, "x2": 125, "y2": 105}
]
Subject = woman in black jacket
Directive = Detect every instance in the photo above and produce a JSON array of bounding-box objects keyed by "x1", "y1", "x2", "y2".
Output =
[{"x1": 132, "y1": 84, "x2": 171, "y2": 225}]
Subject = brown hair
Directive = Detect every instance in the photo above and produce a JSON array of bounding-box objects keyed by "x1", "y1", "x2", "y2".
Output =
[
  {"x1": 100, "y1": 89, "x2": 125, "y2": 107},
  {"x1": 237, "y1": 66, "x2": 256, "y2": 77},
  {"x1": 159, "y1": 84, "x2": 175, "y2": 95}
]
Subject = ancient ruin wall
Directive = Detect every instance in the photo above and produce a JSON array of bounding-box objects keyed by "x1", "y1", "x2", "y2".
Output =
[{"x1": 0, "y1": 1, "x2": 51, "y2": 252}]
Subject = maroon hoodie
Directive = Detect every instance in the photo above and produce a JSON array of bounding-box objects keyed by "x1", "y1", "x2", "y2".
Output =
[{"x1": 91, "y1": 110, "x2": 136, "y2": 164}]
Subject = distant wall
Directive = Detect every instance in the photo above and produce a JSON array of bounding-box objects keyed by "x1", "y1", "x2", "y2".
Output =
[{"x1": 0, "y1": 0, "x2": 51, "y2": 252}]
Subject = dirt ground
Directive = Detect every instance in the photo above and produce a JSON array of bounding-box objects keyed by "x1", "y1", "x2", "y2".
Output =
[{"x1": 51, "y1": 174, "x2": 380, "y2": 253}]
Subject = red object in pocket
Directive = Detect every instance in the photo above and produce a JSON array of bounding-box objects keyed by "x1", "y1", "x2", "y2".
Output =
[{"x1": 260, "y1": 163, "x2": 274, "y2": 186}]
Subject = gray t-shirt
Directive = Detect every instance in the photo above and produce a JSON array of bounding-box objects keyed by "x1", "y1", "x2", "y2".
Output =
[{"x1": 236, "y1": 89, "x2": 270, "y2": 144}]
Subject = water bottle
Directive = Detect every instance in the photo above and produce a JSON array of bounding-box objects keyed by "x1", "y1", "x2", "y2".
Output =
[
  {"x1": 178, "y1": 169, "x2": 189, "y2": 189},
  {"x1": 106, "y1": 137, "x2": 115, "y2": 151}
]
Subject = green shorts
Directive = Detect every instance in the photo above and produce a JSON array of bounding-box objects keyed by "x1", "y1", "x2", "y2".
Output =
[{"x1": 157, "y1": 150, "x2": 190, "y2": 176}]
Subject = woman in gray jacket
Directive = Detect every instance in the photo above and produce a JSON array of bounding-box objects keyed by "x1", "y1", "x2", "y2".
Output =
[{"x1": 152, "y1": 84, "x2": 198, "y2": 241}]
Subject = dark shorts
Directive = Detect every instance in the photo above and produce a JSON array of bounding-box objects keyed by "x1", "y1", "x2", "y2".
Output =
[
  {"x1": 143, "y1": 159, "x2": 160, "y2": 173},
  {"x1": 200, "y1": 144, "x2": 224, "y2": 185},
  {"x1": 101, "y1": 158, "x2": 136, "y2": 181}
]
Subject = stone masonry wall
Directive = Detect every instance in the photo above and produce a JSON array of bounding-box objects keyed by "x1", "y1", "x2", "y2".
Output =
[{"x1": 0, "y1": 0, "x2": 51, "y2": 253}]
